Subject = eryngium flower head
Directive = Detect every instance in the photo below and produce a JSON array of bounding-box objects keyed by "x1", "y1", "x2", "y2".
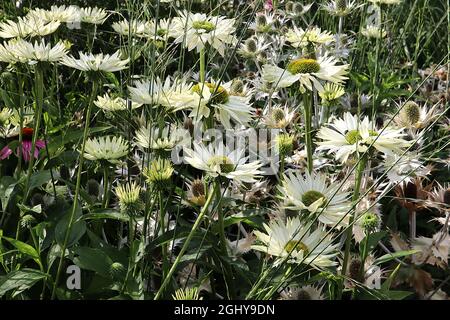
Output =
[
  {"x1": 252, "y1": 217, "x2": 339, "y2": 268},
  {"x1": 61, "y1": 50, "x2": 129, "y2": 72},
  {"x1": 83, "y1": 136, "x2": 129, "y2": 163}
]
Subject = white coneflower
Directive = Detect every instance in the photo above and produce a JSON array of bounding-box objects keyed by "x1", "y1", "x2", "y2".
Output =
[
  {"x1": 30, "y1": 5, "x2": 82, "y2": 23},
  {"x1": 80, "y1": 7, "x2": 108, "y2": 25},
  {"x1": 146, "y1": 18, "x2": 177, "y2": 40},
  {"x1": 252, "y1": 217, "x2": 339, "y2": 268},
  {"x1": 135, "y1": 125, "x2": 187, "y2": 151},
  {"x1": 317, "y1": 112, "x2": 410, "y2": 163},
  {"x1": 394, "y1": 101, "x2": 441, "y2": 130},
  {"x1": 262, "y1": 55, "x2": 349, "y2": 92},
  {"x1": 286, "y1": 26, "x2": 335, "y2": 48},
  {"x1": 263, "y1": 104, "x2": 296, "y2": 130},
  {"x1": 279, "y1": 171, "x2": 352, "y2": 228},
  {"x1": 143, "y1": 157, "x2": 174, "y2": 186},
  {"x1": 128, "y1": 77, "x2": 199, "y2": 110},
  {"x1": 115, "y1": 181, "x2": 142, "y2": 214},
  {"x1": 0, "y1": 15, "x2": 61, "y2": 39},
  {"x1": 172, "y1": 287, "x2": 202, "y2": 300},
  {"x1": 322, "y1": 0, "x2": 360, "y2": 17},
  {"x1": 279, "y1": 285, "x2": 324, "y2": 300},
  {"x1": 319, "y1": 83, "x2": 346, "y2": 107},
  {"x1": 0, "y1": 40, "x2": 22, "y2": 63},
  {"x1": 184, "y1": 142, "x2": 262, "y2": 184},
  {"x1": 61, "y1": 51, "x2": 129, "y2": 72},
  {"x1": 0, "y1": 107, "x2": 34, "y2": 138},
  {"x1": 186, "y1": 179, "x2": 207, "y2": 207},
  {"x1": 112, "y1": 19, "x2": 152, "y2": 38},
  {"x1": 172, "y1": 11, "x2": 236, "y2": 56},
  {"x1": 9, "y1": 39, "x2": 67, "y2": 64},
  {"x1": 361, "y1": 25, "x2": 386, "y2": 39},
  {"x1": 94, "y1": 93, "x2": 141, "y2": 112},
  {"x1": 83, "y1": 136, "x2": 129, "y2": 163},
  {"x1": 190, "y1": 80, "x2": 254, "y2": 128}
]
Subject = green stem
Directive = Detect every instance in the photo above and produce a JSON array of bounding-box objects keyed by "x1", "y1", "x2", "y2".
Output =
[
  {"x1": 303, "y1": 91, "x2": 314, "y2": 173},
  {"x1": 51, "y1": 79, "x2": 99, "y2": 299},
  {"x1": 23, "y1": 64, "x2": 44, "y2": 202},
  {"x1": 154, "y1": 182, "x2": 217, "y2": 300},
  {"x1": 199, "y1": 48, "x2": 206, "y2": 83},
  {"x1": 215, "y1": 180, "x2": 236, "y2": 299},
  {"x1": 339, "y1": 155, "x2": 367, "y2": 299},
  {"x1": 371, "y1": 5, "x2": 383, "y2": 123},
  {"x1": 102, "y1": 165, "x2": 109, "y2": 208},
  {"x1": 159, "y1": 190, "x2": 169, "y2": 279}
]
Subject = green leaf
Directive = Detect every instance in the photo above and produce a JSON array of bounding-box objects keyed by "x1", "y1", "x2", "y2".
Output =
[
  {"x1": 360, "y1": 231, "x2": 387, "y2": 260},
  {"x1": 73, "y1": 247, "x2": 113, "y2": 278},
  {"x1": 55, "y1": 206, "x2": 86, "y2": 248},
  {"x1": 0, "y1": 268, "x2": 47, "y2": 297},
  {"x1": 1, "y1": 236, "x2": 42, "y2": 268},
  {"x1": 374, "y1": 250, "x2": 419, "y2": 265},
  {"x1": 383, "y1": 290, "x2": 413, "y2": 300},
  {"x1": 29, "y1": 170, "x2": 53, "y2": 190},
  {"x1": 82, "y1": 209, "x2": 129, "y2": 222},
  {"x1": 48, "y1": 126, "x2": 110, "y2": 154},
  {"x1": 0, "y1": 176, "x2": 18, "y2": 210}
]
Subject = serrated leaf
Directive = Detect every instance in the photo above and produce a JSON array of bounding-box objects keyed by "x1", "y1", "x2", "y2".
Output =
[
  {"x1": 73, "y1": 247, "x2": 113, "y2": 278},
  {"x1": 1, "y1": 236, "x2": 42, "y2": 268}
]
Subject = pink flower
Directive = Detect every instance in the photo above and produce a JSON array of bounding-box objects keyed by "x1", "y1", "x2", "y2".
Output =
[
  {"x1": 0, "y1": 128, "x2": 46, "y2": 162},
  {"x1": 264, "y1": 0, "x2": 273, "y2": 11},
  {"x1": 0, "y1": 146, "x2": 12, "y2": 160},
  {"x1": 19, "y1": 139, "x2": 46, "y2": 162}
]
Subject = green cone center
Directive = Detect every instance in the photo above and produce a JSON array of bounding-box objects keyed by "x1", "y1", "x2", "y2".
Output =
[
  {"x1": 284, "y1": 240, "x2": 309, "y2": 255},
  {"x1": 287, "y1": 58, "x2": 320, "y2": 75},
  {"x1": 302, "y1": 190, "x2": 326, "y2": 207},
  {"x1": 192, "y1": 20, "x2": 215, "y2": 32},
  {"x1": 192, "y1": 82, "x2": 230, "y2": 104},
  {"x1": 207, "y1": 155, "x2": 235, "y2": 173}
]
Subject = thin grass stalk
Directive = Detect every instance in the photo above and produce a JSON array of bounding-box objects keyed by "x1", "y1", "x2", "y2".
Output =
[
  {"x1": 51, "y1": 79, "x2": 99, "y2": 299},
  {"x1": 303, "y1": 90, "x2": 314, "y2": 173},
  {"x1": 23, "y1": 64, "x2": 44, "y2": 202},
  {"x1": 153, "y1": 181, "x2": 217, "y2": 300}
]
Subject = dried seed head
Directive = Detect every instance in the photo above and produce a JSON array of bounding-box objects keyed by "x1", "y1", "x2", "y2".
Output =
[{"x1": 401, "y1": 101, "x2": 421, "y2": 125}]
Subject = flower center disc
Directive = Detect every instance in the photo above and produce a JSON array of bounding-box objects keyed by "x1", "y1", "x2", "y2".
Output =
[
  {"x1": 287, "y1": 58, "x2": 320, "y2": 75},
  {"x1": 345, "y1": 129, "x2": 378, "y2": 144},
  {"x1": 302, "y1": 190, "x2": 326, "y2": 207},
  {"x1": 284, "y1": 240, "x2": 309, "y2": 255},
  {"x1": 192, "y1": 20, "x2": 215, "y2": 32},
  {"x1": 207, "y1": 155, "x2": 235, "y2": 173},
  {"x1": 402, "y1": 101, "x2": 421, "y2": 125},
  {"x1": 192, "y1": 82, "x2": 229, "y2": 104}
]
